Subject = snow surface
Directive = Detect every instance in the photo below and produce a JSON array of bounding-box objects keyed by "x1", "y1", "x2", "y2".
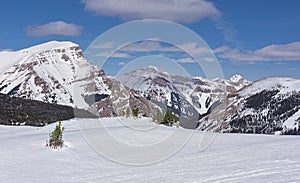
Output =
[
  {"x1": 0, "y1": 40, "x2": 111, "y2": 108},
  {"x1": 0, "y1": 50, "x2": 27, "y2": 74},
  {"x1": 239, "y1": 77, "x2": 300, "y2": 97},
  {"x1": 283, "y1": 110, "x2": 300, "y2": 130},
  {"x1": 228, "y1": 74, "x2": 241, "y2": 83},
  {"x1": 1, "y1": 118, "x2": 300, "y2": 182},
  {"x1": 0, "y1": 41, "x2": 78, "y2": 74}
]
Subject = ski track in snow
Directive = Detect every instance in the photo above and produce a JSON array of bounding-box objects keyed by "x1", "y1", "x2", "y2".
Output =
[{"x1": 0, "y1": 118, "x2": 300, "y2": 183}]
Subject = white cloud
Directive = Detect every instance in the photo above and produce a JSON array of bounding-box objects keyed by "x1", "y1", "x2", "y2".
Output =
[
  {"x1": 118, "y1": 62, "x2": 126, "y2": 66},
  {"x1": 255, "y1": 42, "x2": 300, "y2": 60},
  {"x1": 123, "y1": 41, "x2": 183, "y2": 52},
  {"x1": 91, "y1": 42, "x2": 114, "y2": 49},
  {"x1": 176, "y1": 56, "x2": 214, "y2": 63},
  {"x1": 213, "y1": 46, "x2": 230, "y2": 54},
  {"x1": 122, "y1": 41, "x2": 211, "y2": 56},
  {"x1": 81, "y1": 0, "x2": 220, "y2": 23},
  {"x1": 26, "y1": 21, "x2": 82, "y2": 37},
  {"x1": 201, "y1": 57, "x2": 215, "y2": 62},
  {"x1": 213, "y1": 18, "x2": 242, "y2": 47},
  {"x1": 96, "y1": 51, "x2": 132, "y2": 58},
  {"x1": 91, "y1": 40, "x2": 214, "y2": 61},
  {"x1": 216, "y1": 42, "x2": 300, "y2": 62},
  {"x1": 179, "y1": 43, "x2": 211, "y2": 56},
  {"x1": 176, "y1": 57, "x2": 195, "y2": 63}
]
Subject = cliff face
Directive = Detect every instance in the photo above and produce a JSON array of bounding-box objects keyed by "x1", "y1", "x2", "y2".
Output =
[
  {"x1": 0, "y1": 41, "x2": 159, "y2": 119},
  {"x1": 116, "y1": 66, "x2": 251, "y2": 129},
  {"x1": 198, "y1": 77, "x2": 300, "y2": 134},
  {"x1": 1, "y1": 41, "x2": 299, "y2": 133}
]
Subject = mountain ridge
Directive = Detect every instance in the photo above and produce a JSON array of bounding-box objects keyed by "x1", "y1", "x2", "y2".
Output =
[
  {"x1": 0, "y1": 41, "x2": 299, "y2": 134},
  {"x1": 0, "y1": 41, "x2": 159, "y2": 119},
  {"x1": 116, "y1": 65, "x2": 251, "y2": 129}
]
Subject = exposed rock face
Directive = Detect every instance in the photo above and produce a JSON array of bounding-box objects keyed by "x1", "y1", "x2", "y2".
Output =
[
  {"x1": 1, "y1": 41, "x2": 299, "y2": 133},
  {"x1": 91, "y1": 78, "x2": 159, "y2": 118},
  {"x1": 115, "y1": 66, "x2": 251, "y2": 129},
  {"x1": 116, "y1": 66, "x2": 300, "y2": 133},
  {"x1": 0, "y1": 41, "x2": 159, "y2": 119},
  {"x1": 0, "y1": 41, "x2": 91, "y2": 106},
  {"x1": 200, "y1": 77, "x2": 300, "y2": 134}
]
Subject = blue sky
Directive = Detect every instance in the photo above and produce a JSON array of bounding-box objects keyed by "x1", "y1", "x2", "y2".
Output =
[{"x1": 0, "y1": 0, "x2": 299, "y2": 80}]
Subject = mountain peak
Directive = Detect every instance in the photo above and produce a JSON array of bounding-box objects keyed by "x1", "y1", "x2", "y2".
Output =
[
  {"x1": 239, "y1": 77, "x2": 300, "y2": 96},
  {"x1": 127, "y1": 65, "x2": 171, "y2": 78},
  {"x1": 0, "y1": 40, "x2": 92, "y2": 107},
  {"x1": 24, "y1": 41, "x2": 79, "y2": 53},
  {"x1": 143, "y1": 65, "x2": 166, "y2": 73},
  {"x1": 0, "y1": 41, "x2": 81, "y2": 73},
  {"x1": 229, "y1": 74, "x2": 244, "y2": 83}
]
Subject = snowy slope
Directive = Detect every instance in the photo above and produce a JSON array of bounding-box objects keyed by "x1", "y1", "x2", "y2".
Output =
[
  {"x1": 217, "y1": 77, "x2": 300, "y2": 134},
  {"x1": 1, "y1": 118, "x2": 300, "y2": 182},
  {"x1": 0, "y1": 41, "x2": 159, "y2": 117},
  {"x1": 0, "y1": 50, "x2": 26, "y2": 74},
  {"x1": 0, "y1": 41, "x2": 111, "y2": 108},
  {"x1": 238, "y1": 77, "x2": 300, "y2": 96},
  {"x1": 283, "y1": 110, "x2": 300, "y2": 130},
  {"x1": 0, "y1": 42, "x2": 76, "y2": 73},
  {"x1": 116, "y1": 66, "x2": 251, "y2": 114},
  {"x1": 213, "y1": 74, "x2": 252, "y2": 91}
]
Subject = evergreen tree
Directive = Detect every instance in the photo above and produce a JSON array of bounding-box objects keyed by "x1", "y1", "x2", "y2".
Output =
[
  {"x1": 47, "y1": 121, "x2": 64, "y2": 149},
  {"x1": 132, "y1": 107, "x2": 139, "y2": 117},
  {"x1": 162, "y1": 110, "x2": 178, "y2": 126}
]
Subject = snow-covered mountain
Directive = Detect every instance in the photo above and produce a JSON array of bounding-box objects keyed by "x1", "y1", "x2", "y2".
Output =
[
  {"x1": 0, "y1": 41, "x2": 157, "y2": 117},
  {"x1": 115, "y1": 66, "x2": 251, "y2": 129},
  {"x1": 212, "y1": 74, "x2": 251, "y2": 91},
  {"x1": 199, "y1": 77, "x2": 300, "y2": 134},
  {"x1": 0, "y1": 41, "x2": 96, "y2": 106},
  {"x1": 116, "y1": 66, "x2": 300, "y2": 133},
  {"x1": 1, "y1": 41, "x2": 299, "y2": 134}
]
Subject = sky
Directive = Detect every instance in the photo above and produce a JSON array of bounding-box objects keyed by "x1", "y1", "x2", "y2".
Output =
[{"x1": 0, "y1": 0, "x2": 299, "y2": 80}]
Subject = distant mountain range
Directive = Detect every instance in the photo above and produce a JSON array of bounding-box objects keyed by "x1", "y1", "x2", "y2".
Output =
[
  {"x1": 0, "y1": 41, "x2": 299, "y2": 134},
  {"x1": 115, "y1": 66, "x2": 251, "y2": 129},
  {"x1": 220, "y1": 77, "x2": 300, "y2": 134}
]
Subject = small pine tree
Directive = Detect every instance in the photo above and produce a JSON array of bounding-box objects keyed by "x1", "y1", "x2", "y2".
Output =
[
  {"x1": 162, "y1": 110, "x2": 178, "y2": 126},
  {"x1": 132, "y1": 107, "x2": 139, "y2": 117},
  {"x1": 47, "y1": 121, "x2": 64, "y2": 149}
]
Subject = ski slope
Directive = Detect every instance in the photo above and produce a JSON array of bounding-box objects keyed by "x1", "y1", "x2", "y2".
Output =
[{"x1": 0, "y1": 118, "x2": 300, "y2": 182}]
